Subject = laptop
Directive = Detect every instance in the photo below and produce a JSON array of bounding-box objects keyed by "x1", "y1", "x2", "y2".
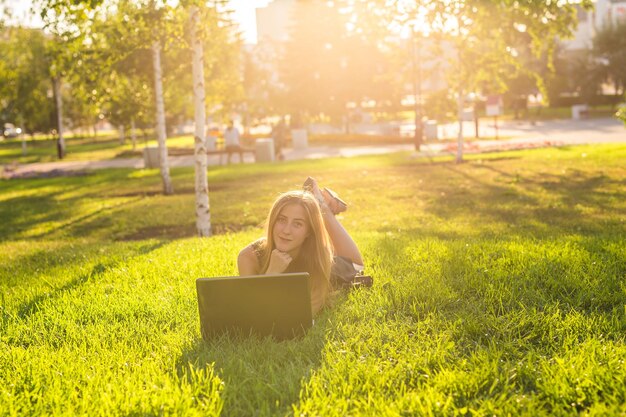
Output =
[{"x1": 196, "y1": 272, "x2": 313, "y2": 341}]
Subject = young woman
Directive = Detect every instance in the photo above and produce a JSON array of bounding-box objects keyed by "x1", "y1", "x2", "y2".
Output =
[{"x1": 238, "y1": 177, "x2": 363, "y2": 315}]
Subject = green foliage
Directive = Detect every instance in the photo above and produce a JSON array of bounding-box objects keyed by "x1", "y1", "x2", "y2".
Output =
[
  {"x1": 280, "y1": 1, "x2": 392, "y2": 123},
  {"x1": 592, "y1": 21, "x2": 626, "y2": 95},
  {"x1": 1, "y1": 145, "x2": 625, "y2": 415},
  {"x1": 241, "y1": 47, "x2": 279, "y2": 121},
  {"x1": 19, "y1": 0, "x2": 242, "y2": 137},
  {"x1": 616, "y1": 99, "x2": 626, "y2": 125},
  {"x1": 545, "y1": 48, "x2": 607, "y2": 106},
  {"x1": 0, "y1": 27, "x2": 56, "y2": 134},
  {"x1": 346, "y1": 0, "x2": 591, "y2": 104},
  {"x1": 424, "y1": 90, "x2": 456, "y2": 122},
  {"x1": 544, "y1": 20, "x2": 626, "y2": 106}
]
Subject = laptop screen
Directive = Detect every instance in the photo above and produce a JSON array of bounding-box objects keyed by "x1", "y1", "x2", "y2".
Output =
[{"x1": 196, "y1": 273, "x2": 313, "y2": 341}]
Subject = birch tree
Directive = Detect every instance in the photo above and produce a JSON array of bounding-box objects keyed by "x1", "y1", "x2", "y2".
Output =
[
  {"x1": 112, "y1": 0, "x2": 176, "y2": 195},
  {"x1": 151, "y1": 38, "x2": 173, "y2": 195},
  {"x1": 35, "y1": 0, "x2": 239, "y2": 201},
  {"x1": 188, "y1": 5, "x2": 211, "y2": 236},
  {"x1": 37, "y1": 0, "x2": 175, "y2": 193}
]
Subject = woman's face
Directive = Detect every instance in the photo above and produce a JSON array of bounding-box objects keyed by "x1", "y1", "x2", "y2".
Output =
[{"x1": 272, "y1": 203, "x2": 310, "y2": 256}]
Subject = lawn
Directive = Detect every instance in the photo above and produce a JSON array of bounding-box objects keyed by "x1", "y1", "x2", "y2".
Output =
[{"x1": 1, "y1": 144, "x2": 625, "y2": 416}]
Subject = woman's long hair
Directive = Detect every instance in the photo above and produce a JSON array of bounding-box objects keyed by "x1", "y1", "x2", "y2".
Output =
[{"x1": 259, "y1": 191, "x2": 334, "y2": 311}]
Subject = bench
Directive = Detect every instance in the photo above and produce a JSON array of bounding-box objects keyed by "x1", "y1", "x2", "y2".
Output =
[
  {"x1": 571, "y1": 104, "x2": 589, "y2": 120},
  {"x1": 209, "y1": 147, "x2": 255, "y2": 164}
]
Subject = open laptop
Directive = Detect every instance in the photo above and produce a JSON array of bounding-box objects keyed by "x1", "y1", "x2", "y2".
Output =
[{"x1": 196, "y1": 273, "x2": 313, "y2": 341}]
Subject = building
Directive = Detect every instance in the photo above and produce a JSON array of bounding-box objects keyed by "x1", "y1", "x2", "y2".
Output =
[
  {"x1": 256, "y1": 0, "x2": 295, "y2": 44},
  {"x1": 564, "y1": 0, "x2": 626, "y2": 51}
]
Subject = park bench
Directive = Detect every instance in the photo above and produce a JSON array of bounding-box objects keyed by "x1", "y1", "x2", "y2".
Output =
[
  {"x1": 571, "y1": 104, "x2": 589, "y2": 120},
  {"x1": 145, "y1": 137, "x2": 275, "y2": 168}
]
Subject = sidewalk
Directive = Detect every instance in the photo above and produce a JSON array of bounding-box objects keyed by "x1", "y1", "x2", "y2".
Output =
[{"x1": 3, "y1": 117, "x2": 625, "y2": 179}]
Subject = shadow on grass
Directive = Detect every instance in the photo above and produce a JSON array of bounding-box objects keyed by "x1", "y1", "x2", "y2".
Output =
[
  {"x1": 348, "y1": 230, "x2": 626, "y2": 416},
  {"x1": 0, "y1": 191, "x2": 82, "y2": 240},
  {"x1": 476, "y1": 163, "x2": 625, "y2": 210},
  {"x1": 9, "y1": 241, "x2": 165, "y2": 321},
  {"x1": 117, "y1": 223, "x2": 259, "y2": 241},
  {"x1": 413, "y1": 162, "x2": 626, "y2": 239},
  {"x1": 368, "y1": 230, "x2": 626, "y2": 342},
  {"x1": 0, "y1": 170, "x2": 160, "y2": 240},
  {"x1": 1, "y1": 167, "x2": 307, "y2": 241},
  {"x1": 176, "y1": 316, "x2": 333, "y2": 417}
]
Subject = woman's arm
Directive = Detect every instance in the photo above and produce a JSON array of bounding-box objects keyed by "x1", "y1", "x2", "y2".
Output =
[
  {"x1": 237, "y1": 245, "x2": 261, "y2": 276},
  {"x1": 321, "y1": 209, "x2": 363, "y2": 266}
]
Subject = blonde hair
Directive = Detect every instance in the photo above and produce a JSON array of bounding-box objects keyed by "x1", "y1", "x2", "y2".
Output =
[{"x1": 260, "y1": 191, "x2": 334, "y2": 312}]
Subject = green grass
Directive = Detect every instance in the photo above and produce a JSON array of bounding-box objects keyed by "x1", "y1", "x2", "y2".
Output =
[
  {"x1": 0, "y1": 133, "x2": 198, "y2": 165},
  {"x1": 1, "y1": 144, "x2": 625, "y2": 416}
]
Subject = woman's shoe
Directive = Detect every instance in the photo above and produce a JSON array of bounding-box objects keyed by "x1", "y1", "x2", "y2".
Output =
[
  {"x1": 323, "y1": 187, "x2": 347, "y2": 214},
  {"x1": 303, "y1": 177, "x2": 348, "y2": 215},
  {"x1": 303, "y1": 177, "x2": 325, "y2": 206}
]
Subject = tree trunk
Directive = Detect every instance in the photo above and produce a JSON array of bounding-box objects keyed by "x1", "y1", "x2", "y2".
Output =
[
  {"x1": 131, "y1": 118, "x2": 137, "y2": 151},
  {"x1": 53, "y1": 77, "x2": 66, "y2": 159},
  {"x1": 456, "y1": 87, "x2": 464, "y2": 164},
  {"x1": 119, "y1": 124, "x2": 125, "y2": 145},
  {"x1": 152, "y1": 40, "x2": 173, "y2": 195},
  {"x1": 474, "y1": 103, "x2": 479, "y2": 139},
  {"x1": 190, "y1": 6, "x2": 211, "y2": 237},
  {"x1": 20, "y1": 122, "x2": 27, "y2": 156}
]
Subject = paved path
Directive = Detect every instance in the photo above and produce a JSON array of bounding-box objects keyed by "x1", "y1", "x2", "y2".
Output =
[{"x1": 3, "y1": 118, "x2": 625, "y2": 178}]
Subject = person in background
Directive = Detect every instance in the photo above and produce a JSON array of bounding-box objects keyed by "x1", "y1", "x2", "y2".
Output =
[
  {"x1": 271, "y1": 118, "x2": 287, "y2": 161},
  {"x1": 223, "y1": 120, "x2": 243, "y2": 164}
]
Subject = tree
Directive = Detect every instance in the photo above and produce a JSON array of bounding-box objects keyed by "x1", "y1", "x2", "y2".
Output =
[
  {"x1": 592, "y1": 22, "x2": 626, "y2": 96},
  {"x1": 35, "y1": 0, "x2": 240, "y2": 218},
  {"x1": 35, "y1": 0, "x2": 174, "y2": 190},
  {"x1": 0, "y1": 27, "x2": 57, "y2": 137},
  {"x1": 37, "y1": 1, "x2": 94, "y2": 158},
  {"x1": 616, "y1": 98, "x2": 626, "y2": 125},
  {"x1": 188, "y1": 3, "x2": 210, "y2": 236},
  {"x1": 183, "y1": 1, "x2": 241, "y2": 236},
  {"x1": 279, "y1": 1, "x2": 388, "y2": 127},
  {"x1": 345, "y1": 0, "x2": 591, "y2": 162},
  {"x1": 241, "y1": 46, "x2": 277, "y2": 122}
]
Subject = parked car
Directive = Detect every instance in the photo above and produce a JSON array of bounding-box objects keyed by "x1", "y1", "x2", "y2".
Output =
[{"x1": 3, "y1": 123, "x2": 22, "y2": 139}]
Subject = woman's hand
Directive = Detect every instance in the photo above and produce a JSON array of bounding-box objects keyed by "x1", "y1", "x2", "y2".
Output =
[{"x1": 266, "y1": 249, "x2": 293, "y2": 274}]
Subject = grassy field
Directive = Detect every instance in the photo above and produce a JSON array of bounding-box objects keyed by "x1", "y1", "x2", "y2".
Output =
[{"x1": 1, "y1": 144, "x2": 625, "y2": 416}]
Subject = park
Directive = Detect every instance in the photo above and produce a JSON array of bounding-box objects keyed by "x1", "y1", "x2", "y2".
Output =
[{"x1": 1, "y1": 0, "x2": 626, "y2": 416}]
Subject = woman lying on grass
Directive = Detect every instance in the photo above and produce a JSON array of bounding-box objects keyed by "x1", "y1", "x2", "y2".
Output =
[{"x1": 238, "y1": 177, "x2": 363, "y2": 315}]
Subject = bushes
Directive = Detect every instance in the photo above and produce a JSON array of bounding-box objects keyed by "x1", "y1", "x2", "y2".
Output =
[{"x1": 549, "y1": 94, "x2": 624, "y2": 108}]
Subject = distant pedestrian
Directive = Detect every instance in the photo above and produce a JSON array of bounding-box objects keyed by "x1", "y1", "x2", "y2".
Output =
[
  {"x1": 271, "y1": 118, "x2": 287, "y2": 161},
  {"x1": 223, "y1": 120, "x2": 243, "y2": 164}
]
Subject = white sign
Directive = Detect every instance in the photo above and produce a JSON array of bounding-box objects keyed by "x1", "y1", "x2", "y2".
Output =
[
  {"x1": 486, "y1": 95, "x2": 503, "y2": 116},
  {"x1": 486, "y1": 105, "x2": 501, "y2": 117}
]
